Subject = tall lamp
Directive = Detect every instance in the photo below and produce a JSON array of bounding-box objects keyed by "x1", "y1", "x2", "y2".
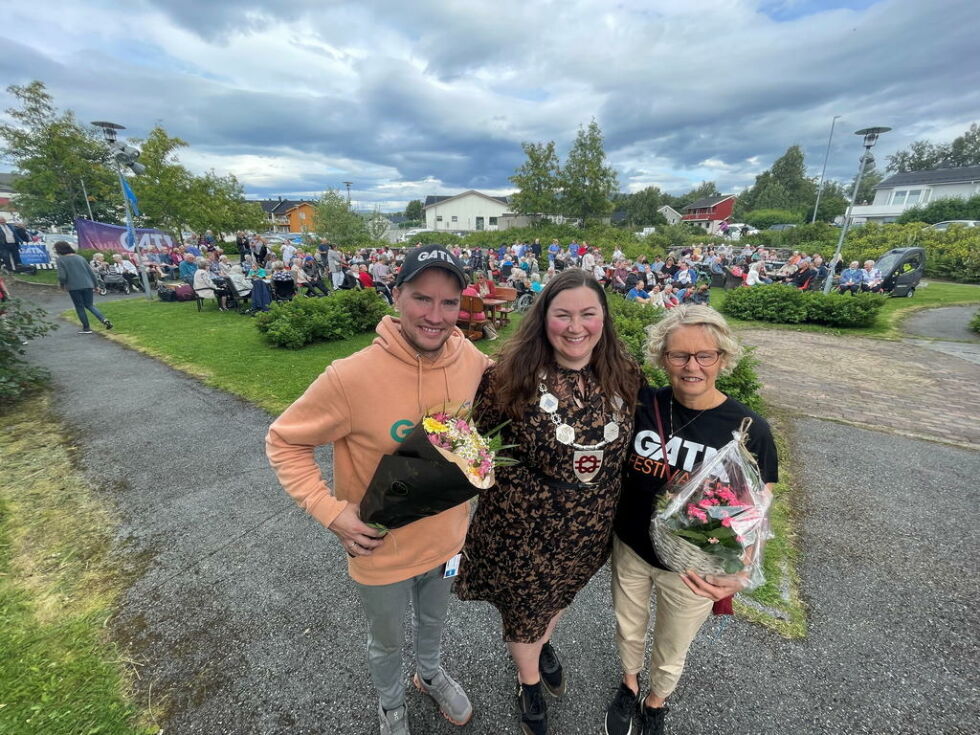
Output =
[
  {"x1": 91, "y1": 121, "x2": 152, "y2": 299},
  {"x1": 823, "y1": 126, "x2": 891, "y2": 294}
]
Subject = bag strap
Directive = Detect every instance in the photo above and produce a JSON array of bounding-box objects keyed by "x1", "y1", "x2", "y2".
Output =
[{"x1": 652, "y1": 391, "x2": 675, "y2": 484}]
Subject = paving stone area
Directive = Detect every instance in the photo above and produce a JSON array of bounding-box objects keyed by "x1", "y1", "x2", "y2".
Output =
[{"x1": 741, "y1": 329, "x2": 980, "y2": 451}]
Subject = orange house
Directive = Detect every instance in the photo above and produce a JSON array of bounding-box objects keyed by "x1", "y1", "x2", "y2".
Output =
[{"x1": 286, "y1": 202, "x2": 316, "y2": 233}]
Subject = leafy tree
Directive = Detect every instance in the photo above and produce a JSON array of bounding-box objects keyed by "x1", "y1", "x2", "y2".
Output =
[
  {"x1": 559, "y1": 120, "x2": 618, "y2": 220},
  {"x1": 404, "y1": 199, "x2": 423, "y2": 220},
  {"x1": 674, "y1": 181, "x2": 720, "y2": 211},
  {"x1": 812, "y1": 179, "x2": 849, "y2": 222},
  {"x1": 737, "y1": 145, "x2": 816, "y2": 217},
  {"x1": 886, "y1": 122, "x2": 980, "y2": 172},
  {"x1": 0, "y1": 81, "x2": 118, "y2": 227},
  {"x1": 129, "y1": 126, "x2": 194, "y2": 239},
  {"x1": 509, "y1": 141, "x2": 561, "y2": 215},
  {"x1": 623, "y1": 186, "x2": 668, "y2": 226},
  {"x1": 848, "y1": 169, "x2": 883, "y2": 206},
  {"x1": 314, "y1": 189, "x2": 368, "y2": 246},
  {"x1": 184, "y1": 171, "x2": 265, "y2": 238}
]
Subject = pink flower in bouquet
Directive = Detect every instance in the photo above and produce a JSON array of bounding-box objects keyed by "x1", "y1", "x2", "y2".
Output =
[{"x1": 721, "y1": 517, "x2": 732, "y2": 528}]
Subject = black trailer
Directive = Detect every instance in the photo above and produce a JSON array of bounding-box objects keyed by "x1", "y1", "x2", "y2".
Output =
[{"x1": 875, "y1": 247, "x2": 925, "y2": 298}]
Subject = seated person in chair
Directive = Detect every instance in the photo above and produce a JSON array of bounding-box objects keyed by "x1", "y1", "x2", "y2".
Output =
[
  {"x1": 460, "y1": 281, "x2": 498, "y2": 340},
  {"x1": 838, "y1": 261, "x2": 865, "y2": 294},
  {"x1": 861, "y1": 260, "x2": 884, "y2": 292},
  {"x1": 193, "y1": 257, "x2": 228, "y2": 309},
  {"x1": 626, "y1": 279, "x2": 651, "y2": 305}
]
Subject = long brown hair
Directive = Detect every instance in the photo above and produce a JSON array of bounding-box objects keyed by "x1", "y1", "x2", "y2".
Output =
[{"x1": 492, "y1": 269, "x2": 640, "y2": 419}]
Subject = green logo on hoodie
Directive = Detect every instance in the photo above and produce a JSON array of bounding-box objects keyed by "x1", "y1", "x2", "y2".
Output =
[{"x1": 390, "y1": 419, "x2": 414, "y2": 442}]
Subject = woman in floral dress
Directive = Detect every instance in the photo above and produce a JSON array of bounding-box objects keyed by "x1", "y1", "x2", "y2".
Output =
[{"x1": 455, "y1": 269, "x2": 641, "y2": 735}]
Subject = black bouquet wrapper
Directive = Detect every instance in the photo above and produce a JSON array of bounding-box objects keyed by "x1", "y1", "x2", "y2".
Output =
[{"x1": 359, "y1": 424, "x2": 482, "y2": 529}]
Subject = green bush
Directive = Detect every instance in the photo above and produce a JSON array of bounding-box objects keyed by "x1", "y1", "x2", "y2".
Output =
[
  {"x1": 607, "y1": 296, "x2": 763, "y2": 410},
  {"x1": 0, "y1": 298, "x2": 55, "y2": 404},
  {"x1": 971, "y1": 310, "x2": 980, "y2": 334},
  {"x1": 720, "y1": 284, "x2": 886, "y2": 328},
  {"x1": 743, "y1": 209, "x2": 804, "y2": 229},
  {"x1": 254, "y1": 290, "x2": 393, "y2": 348},
  {"x1": 896, "y1": 194, "x2": 980, "y2": 225}
]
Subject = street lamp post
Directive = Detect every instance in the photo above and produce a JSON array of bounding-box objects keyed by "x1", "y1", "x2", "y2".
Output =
[
  {"x1": 91, "y1": 121, "x2": 152, "y2": 300},
  {"x1": 811, "y1": 115, "x2": 841, "y2": 224},
  {"x1": 343, "y1": 181, "x2": 353, "y2": 208},
  {"x1": 823, "y1": 126, "x2": 891, "y2": 294}
]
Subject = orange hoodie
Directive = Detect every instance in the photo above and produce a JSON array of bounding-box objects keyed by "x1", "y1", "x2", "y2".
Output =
[{"x1": 266, "y1": 315, "x2": 491, "y2": 585}]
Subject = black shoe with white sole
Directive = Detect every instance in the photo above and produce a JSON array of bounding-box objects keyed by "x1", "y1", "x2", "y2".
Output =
[{"x1": 604, "y1": 683, "x2": 638, "y2": 735}]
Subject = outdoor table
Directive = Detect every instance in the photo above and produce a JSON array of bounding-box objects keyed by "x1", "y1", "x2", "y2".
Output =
[{"x1": 482, "y1": 298, "x2": 506, "y2": 327}]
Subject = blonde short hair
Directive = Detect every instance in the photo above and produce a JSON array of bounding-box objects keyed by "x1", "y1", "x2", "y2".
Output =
[{"x1": 644, "y1": 304, "x2": 743, "y2": 375}]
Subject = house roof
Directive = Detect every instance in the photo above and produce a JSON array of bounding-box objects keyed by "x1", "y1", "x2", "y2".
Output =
[
  {"x1": 423, "y1": 190, "x2": 509, "y2": 209},
  {"x1": 251, "y1": 198, "x2": 313, "y2": 214},
  {"x1": 682, "y1": 195, "x2": 735, "y2": 212},
  {"x1": 658, "y1": 205, "x2": 681, "y2": 216},
  {"x1": 876, "y1": 165, "x2": 980, "y2": 189}
]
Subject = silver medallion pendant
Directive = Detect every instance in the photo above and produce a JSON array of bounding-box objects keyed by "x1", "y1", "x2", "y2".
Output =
[
  {"x1": 572, "y1": 450, "x2": 603, "y2": 483},
  {"x1": 555, "y1": 423, "x2": 575, "y2": 445},
  {"x1": 539, "y1": 392, "x2": 559, "y2": 413},
  {"x1": 603, "y1": 422, "x2": 620, "y2": 442}
]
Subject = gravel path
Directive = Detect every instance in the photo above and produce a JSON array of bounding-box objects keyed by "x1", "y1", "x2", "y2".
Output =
[
  {"x1": 901, "y1": 304, "x2": 980, "y2": 343},
  {"x1": 13, "y1": 282, "x2": 980, "y2": 734}
]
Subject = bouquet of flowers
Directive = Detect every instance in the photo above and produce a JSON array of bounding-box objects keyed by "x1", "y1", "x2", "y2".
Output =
[
  {"x1": 650, "y1": 418, "x2": 772, "y2": 590},
  {"x1": 360, "y1": 408, "x2": 514, "y2": 531}
]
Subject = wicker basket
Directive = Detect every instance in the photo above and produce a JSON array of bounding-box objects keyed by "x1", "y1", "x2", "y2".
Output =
[{"x1": 650, "y1": 517, "x2": 728, "y2": 576}]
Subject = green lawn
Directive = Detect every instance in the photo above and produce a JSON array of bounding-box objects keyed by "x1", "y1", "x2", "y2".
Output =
[
  {"x1": 11, "y1": 268, "x2": 59, "y2": 285},
  {"x1": 87, "y1": 298, "x2": 515, "y2": 415},
  {"x1": 1, "y1": 397, "x2": 156, "y2": 735},
  {"x1": 708, "y1": 280, "x2": 980, "y2": 337}
]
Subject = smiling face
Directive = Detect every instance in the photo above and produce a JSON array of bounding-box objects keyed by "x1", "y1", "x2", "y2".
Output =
[
  {"x1": 545, "y1": 286, "x2": 604, "y2": 370},
  {"x1": 663, "y1": 324, "x2": 725, "y2": 410},
  {"x1": 392, "y1": 268, "x2": 462, "y2": 359}
]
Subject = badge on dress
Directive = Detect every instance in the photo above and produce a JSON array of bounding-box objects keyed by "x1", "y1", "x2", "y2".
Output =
[{"x1": 572, "y1": 450, "x2": 603, "y2": 483}]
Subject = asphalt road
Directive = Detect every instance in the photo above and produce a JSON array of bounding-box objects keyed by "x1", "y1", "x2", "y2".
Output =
[{"x1": 14, "y1": 282, "x2": 980, "y2": 734}]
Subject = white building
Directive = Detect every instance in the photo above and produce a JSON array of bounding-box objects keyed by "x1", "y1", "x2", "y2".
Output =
[
  {"x1": 850, "y1": 165, "x2": 980, "y2": 224},
  {"x1": 423, "y1": 190, "x2": 510, "y2": 232},
  {"x1": 658, "y1": 205, "x2": 682, "y2": 225}
]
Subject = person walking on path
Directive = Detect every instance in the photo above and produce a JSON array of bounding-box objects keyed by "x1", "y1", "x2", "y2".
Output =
[
  {"x1": 266, "y1": 245, "x2": 491, "y2": 735},
  {"x1": 455, "y1": 269, "x2": 641, "y2": 735},
  {"x1": 54, "y1": 241, "x2": 112, "y2": 335}
]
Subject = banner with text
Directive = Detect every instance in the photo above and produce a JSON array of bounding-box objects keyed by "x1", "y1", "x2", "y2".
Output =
[{"x1": 75, "y1": 218, "x2": 175, "y2": 253}]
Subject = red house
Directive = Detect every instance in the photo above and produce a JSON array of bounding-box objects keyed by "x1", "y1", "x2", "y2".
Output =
[{"x1": 681, "y1": 195, "x2": 736, "y2": 234}]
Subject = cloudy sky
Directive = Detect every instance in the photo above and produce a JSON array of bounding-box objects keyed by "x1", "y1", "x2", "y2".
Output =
[{"x1": 2, "y1": 0, "x2": 978, "y2": 211}]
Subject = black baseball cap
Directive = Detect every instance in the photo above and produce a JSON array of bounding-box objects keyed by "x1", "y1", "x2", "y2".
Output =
[{"x1": 394, "y1": 244, "x2": 467, "y2": 290}]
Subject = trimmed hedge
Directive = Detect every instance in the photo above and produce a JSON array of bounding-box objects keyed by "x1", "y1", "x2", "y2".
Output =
[
  {"x1": 254, "y1": 290, "x2": 393, "y2": 349},
  {"x1": 607, "y1": 297, "x2": 763, "y2": 411},
  {"x1": 720, "y1": 284, "x2": 886, "y2": 328},
  {"x1": 971, "y1": 310, "x2": 980, "y2": 334}
]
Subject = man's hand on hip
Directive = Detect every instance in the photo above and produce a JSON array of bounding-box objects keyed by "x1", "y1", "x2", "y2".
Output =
[{"x1": 328, "y1": 503, "x2": 385, "y2": 557}]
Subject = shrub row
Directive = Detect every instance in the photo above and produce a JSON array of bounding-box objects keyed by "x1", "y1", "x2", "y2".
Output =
[
  {"x1": 720, "y1": 284, "x2": 886, "y2": 328},
  {"x1": 607, "y1": 297, "x2": 763, "y2": 411},
  {"x1": 254, "y1": 290, "x2": 393, "y2": 349},
  {"x1": 971, "y1": 310, "x2": 980, "y2": 335},
  {"x1": 0, "y1": 298, "x2": 55, "y2": 404}
]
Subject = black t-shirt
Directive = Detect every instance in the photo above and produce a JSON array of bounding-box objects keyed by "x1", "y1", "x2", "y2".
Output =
[{"x1": 614, "y1": 385, "x2": 779, "y2": 570}]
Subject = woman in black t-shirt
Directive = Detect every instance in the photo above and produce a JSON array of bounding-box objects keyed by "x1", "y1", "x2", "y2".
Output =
[{"x1": 604, "y1": 305, "x2": 778, "y2": 735}]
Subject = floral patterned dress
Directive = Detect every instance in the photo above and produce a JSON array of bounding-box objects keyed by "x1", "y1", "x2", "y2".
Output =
[{"x1": 455, "y1": 363, "x2": 634, "y2": 642}]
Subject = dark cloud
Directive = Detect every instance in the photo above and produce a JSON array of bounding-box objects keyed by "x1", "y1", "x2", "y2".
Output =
[{"x1": 2, "y1": 0, "x2": 979, "y2": 206}]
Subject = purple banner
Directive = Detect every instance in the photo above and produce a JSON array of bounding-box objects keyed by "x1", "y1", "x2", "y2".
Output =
[{"x1": 75, "y1": 218, "x2": 175, "y2": 253}]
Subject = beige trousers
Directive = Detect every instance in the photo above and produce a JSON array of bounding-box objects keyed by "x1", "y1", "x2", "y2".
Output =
[{"x1": 611, "y1": 534, "x2": 713, "y2": 698}]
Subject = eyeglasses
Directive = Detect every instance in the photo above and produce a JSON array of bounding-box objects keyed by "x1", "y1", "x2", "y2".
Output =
[{"x1": 664, "y1": 350, "x2": 722, "y2": 367}]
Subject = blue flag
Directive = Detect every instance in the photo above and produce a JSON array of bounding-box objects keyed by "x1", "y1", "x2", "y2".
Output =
[{"x1": 121, "y1": 177, "x2": 141, "y2": 216}]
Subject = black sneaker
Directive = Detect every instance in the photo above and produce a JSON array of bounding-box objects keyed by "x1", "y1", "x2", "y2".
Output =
[
  {"x1": 638, "y1": 703, "x2": 668, "y2": 735},
  {"x1": 517, "y1": 680, "x2": 548, "y2": 735},
  {"x1": 539, "y1": 642, "x2": 565, "y2": 696},
  {"x1": 604, "y1": 683, "x2": 638, "y2": 735},
  {"x1": 103, "y1": 319, "x2": 113, "y2": 330}
]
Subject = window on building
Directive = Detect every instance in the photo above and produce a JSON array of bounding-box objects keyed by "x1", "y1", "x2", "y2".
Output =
[
  {"x1": 436, "y1": 215, "x2": 443, "y2": 222},
  {"x1": 906, "y1": 190, "x2": 922, "y2": 205},
  {"x1": 891, "y1": 191, "x2": 907, "y2": 206},
  {"x1": 451, "y1": 215, "x2": 458, "y2": 222},
  {"x1": 299, "y1": 211, "x2": 306, "y2": 220},
  {"x1": 489, "y1": 217, "x2": 498, "y2": 226}
]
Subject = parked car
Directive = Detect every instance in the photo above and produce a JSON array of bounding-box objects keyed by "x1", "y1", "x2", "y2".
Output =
[
  {"x1": 767, "y1": 224, "x2": 798, "y2": 231},
  {"x1": 925, "y1": 220, "x2": 980, "y2": 231}
]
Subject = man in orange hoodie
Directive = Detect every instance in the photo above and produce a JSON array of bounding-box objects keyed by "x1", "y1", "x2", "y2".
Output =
[{"x1": 266, "y1": 245, "x2": 490, "y2": 735}]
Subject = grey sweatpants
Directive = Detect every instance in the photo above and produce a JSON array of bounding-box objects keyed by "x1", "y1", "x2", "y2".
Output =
[{"x1": 354, "y1": 563, "x2": 452, "y2": 710}]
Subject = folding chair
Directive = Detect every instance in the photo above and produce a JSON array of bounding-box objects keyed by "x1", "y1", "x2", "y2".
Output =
[{"x1": 456, "y1": 294, "x2": 485, "y2": 341}]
